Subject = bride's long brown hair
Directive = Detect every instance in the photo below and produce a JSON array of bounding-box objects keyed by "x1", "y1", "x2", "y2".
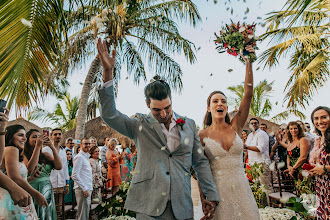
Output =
[{"x1": 203, "y1": 91, "x2": 231, "y2": 128}]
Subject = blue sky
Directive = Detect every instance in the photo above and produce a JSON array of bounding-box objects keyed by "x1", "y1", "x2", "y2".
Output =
[{"x1": 20, "y1": 0, "x2": 330, "y2": 132}]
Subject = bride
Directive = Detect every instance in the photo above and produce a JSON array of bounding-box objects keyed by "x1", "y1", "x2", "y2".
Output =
[{"x1": 198, "y1": 45, "x2": 260, "y2": 220}]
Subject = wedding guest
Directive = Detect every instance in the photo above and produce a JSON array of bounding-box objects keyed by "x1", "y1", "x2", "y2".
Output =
[
  {"x1": 42, "y1": 128, "x2": 69, "y2": 218},
  {"x1": 241, "y1": 130, "x2": 249, "y2": 164},
  {"x1": 199, "y1": 46, "x2": 260, "y2": 219},
  {"x1": 65, "y1": 137, "x2": 75, "y2": 159},
  {"x1": 90, "y1": 136, "x2": 97, "y2": 147},
  {"x1": 245, "y1": 117, "x2": 273, "y2": 205},
  {"x1": 260, "y1": 123, "x2": 275, "y2": 155},
  {"x1": 64, "y1": 149, "x2": 75, "y2": 204},
  {"x1": 120, "y1": 138, "x2": 133, "y2": 182},
  {"x1": 106, "y1": 138, "x2": 122, "y2": 195},
  {"x1": 100, "y1": 137, "x2": 110, "y2": 169},
  {"x1": 23, "y1": 129, "x2": 62, "y2": 219},
  {"x1": 304, "y1": 122, "x2": 311, "y2": 133},
  {"x1": 3, "y1": 125, "x2": 47, "y2": 218},
  {"x1": 270, "y1": 127, "x2": 289, "y2": 168},
  {"x1": 309, "y1": 106, "x2": 330, "y2": 220},
  {"x1": 72, "y1": 138, "x2": 93, "y2": 220},
  {"x1": 89, "y1": 146, "x2": 103, "y2": 204},
  {"x1": 297, "y1": 120, "x2": 317, "y2": 150},
  {"x1": 0, "y1": 108, "x2": 32, "y2": 219},
  {"x1": 285, "y1": 121, "x2": 311, "y2": 194}
]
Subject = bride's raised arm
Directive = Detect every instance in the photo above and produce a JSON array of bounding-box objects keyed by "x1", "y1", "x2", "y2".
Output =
[{"x1": 231, "y1": 45, "x2": 254, "y2": 132}]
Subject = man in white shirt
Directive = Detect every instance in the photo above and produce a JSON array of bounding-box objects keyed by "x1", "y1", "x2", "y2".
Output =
[
  {"x1": 43, "y1": 128, "x2": 69, "y2": 218},
  {"x1": 244, "y1": 118, "x2": 273, "y2": 205},
  {"x1": 65, "y1": 137, "x2": 76, "y2": 159},
  {"x1": 72, "y1": 138, "x2": 93, "y2": 220}
]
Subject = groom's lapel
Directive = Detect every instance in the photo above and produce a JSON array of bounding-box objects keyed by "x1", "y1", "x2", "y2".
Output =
[
  {"x1": 173, "y1": 112, "x2": 187, "y2": 153},
  {"x1": 148, "y1": 112, "x2": 167, "y2": 146}
]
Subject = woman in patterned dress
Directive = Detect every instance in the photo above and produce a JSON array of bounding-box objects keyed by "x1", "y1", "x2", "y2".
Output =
[
  {"x1": 2, "y1": 125, "x2": 48, "y2": 219},
  {"x1": 23, "y1": 129, "x2": 62, "y2": 219},
  {"x1": 89, "y1": 146, "x2": 104, "y2": 204},
  {"x1": 309, "y1": 106, "x2": 330, "y2": 219},
  {"x1": 120, "y1": 138, "x2": 133, "y2": 182}
]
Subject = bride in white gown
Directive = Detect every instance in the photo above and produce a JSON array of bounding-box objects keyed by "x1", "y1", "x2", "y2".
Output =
[{"x1": 198, "y1": 46, "x2": 260, "y2": 220}]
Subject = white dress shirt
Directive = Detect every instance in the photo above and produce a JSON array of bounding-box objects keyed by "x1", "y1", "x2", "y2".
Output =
[
  {"x1": 43, "y1": 146, "x2": 70, "y2": 188},
  {"x1": 160, "y1": 114, "x2": 180, "y2": 153},
  {"x1": 246, "y1": 129, "x2": 271, "y2": 165},
  {"x1": 72, "y1": 151, "x2": 93, "y2": 192}
]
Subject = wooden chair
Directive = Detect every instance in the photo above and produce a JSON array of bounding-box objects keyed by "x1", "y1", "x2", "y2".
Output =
[
  {"x1": 55, "y1": 191, "x2": 65, "y2": 220},
  {"x1": 269, "y1": 162, "x2": 297, "y2": 208}
]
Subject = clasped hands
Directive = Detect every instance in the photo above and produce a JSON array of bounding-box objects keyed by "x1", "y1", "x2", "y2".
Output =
[{"x1": 201, "y1": 199, "x2": 217, "y2": 220}]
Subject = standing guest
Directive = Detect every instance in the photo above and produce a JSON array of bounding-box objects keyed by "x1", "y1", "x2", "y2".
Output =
[
  {"x1": 89, "y1": 146, "x2": 103, "y2": 204},
  {"x1": 304, "y1": 122, "x2": 312, "y2": 133},
  {"x1": 270, "y1": 127, "x2": 289, "y2": 168},
  {"x1": 260, "y1": 123, "x2": 276, "y2": 155},
  {"x1": 23, "y1": 129, "x2": 62, "y2": 220},
  {"x1": 65, "y1": 149, "x2": 75, "y2": 204},
  {"x1": 241, "y1": 130, "x2": 249, "y2": 164},
  {"x1": 309, "y1": 106, "x2": 330, "y2": 220},
  {"x1": 100, "y1": 137, "x2": 110, "y2": 169},
  {"x1": 120, "y1": 138, "x2": 133, "y2": 182},
  {"x1": 3, "y1": 125, "x2": 48, "y2": 218},
  {"x1": 105, "y1": 138, "x2": 122, "y2": 195},
  {"x1": 285, "y1": 121, "x2": 311, "y2": 195},
  {"x1": 297, "y1": 120, "x2": 317, "y2": 150},
  {"x1": 65, "y1": 137, "x2": 75, "y2": 159},
  {"x1": 72, "y1": 138, "x2": 93, "y2": 220},
  {"x1": 244, "y1": 118, "x2": 273, "y2": 205},
  {"x1": 90, "y1": 136, "x2": 97, "y2": 147},
  {"x1": 42, "y1": 128, "x2": 69, "y2": 218},
  {"x1": 0, "y1": 108, "x2": 32, "y2": 219}
]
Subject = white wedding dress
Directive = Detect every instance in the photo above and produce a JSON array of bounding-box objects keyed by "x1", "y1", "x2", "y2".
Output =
[{"x1": 203, "y1": 133, "x2": 260, "y2": 220}]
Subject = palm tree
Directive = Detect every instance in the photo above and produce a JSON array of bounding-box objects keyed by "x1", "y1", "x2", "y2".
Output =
[
  {"x1": 63, "y1": 0, "x2": 201, "y2": 139},
  {"x1": 0, "y1": 0, "x2": 71, "y2": 110},
  {"x1": 28, "y1": 91, "x2": 80, "y2": 132},
  {"x1": 228, "y1": 79, "x2": 306, "y2": 122},
  {"x1": 259, "y1": 0, "x2": 329, "y2": 109}
]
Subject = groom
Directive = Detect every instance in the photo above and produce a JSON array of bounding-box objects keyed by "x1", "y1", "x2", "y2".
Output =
[{"x1": 97, "y1": 39, "x2": 219, "y2": 220}]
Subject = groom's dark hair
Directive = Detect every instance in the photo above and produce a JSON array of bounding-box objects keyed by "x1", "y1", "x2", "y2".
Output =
[{"x1": 144, "y1": 76, "x2": 171, "y2": 105}]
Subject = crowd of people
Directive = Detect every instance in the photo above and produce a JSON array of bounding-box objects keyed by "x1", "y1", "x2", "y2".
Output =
[{"x1": 0, "y1": 108, "x2": 138, "y2": 219}]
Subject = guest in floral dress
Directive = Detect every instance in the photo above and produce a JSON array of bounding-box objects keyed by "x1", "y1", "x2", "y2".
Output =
[
  {"x1": 120, "y1": 138, "x2": 133, "y2": 182},
  {"x1": 0, "y1": 108, "x2": 32, "y2": 219},
  {"x1": 23, "y1": 129, "x2": 62, "y2": 220},
  {"x1": 105, "y1": 138, "x2": 122, "y2": 195},
  {"x1": 89, "y1": 146, "x2": 103, "y2": 204},
  {"x1": 285, "y1": 121, "x2": 312, "y2": 195},
  {"x1": 3, "y1": 125, "x2": 48, "y2": 219},
  {"x1": 309, "y1": 106, "x2": 330, "y2": 219}
]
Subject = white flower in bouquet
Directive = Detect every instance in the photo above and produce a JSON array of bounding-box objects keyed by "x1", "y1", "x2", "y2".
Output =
[
  {"x1": 259, "y1": 207, "x2": 302, "y2": 219},
  {"x1": 116, "y1": 195, "x2": 123, "y2": 203},
  {"x1": 301, "y1": 170, "x2": 309, "y2": 177},
  {"x1": 239, "y1": 27, "x2": 246, "y2": 32},
  {"x1": 278, "y1": 162, "x2": 286, "y2": 169}
]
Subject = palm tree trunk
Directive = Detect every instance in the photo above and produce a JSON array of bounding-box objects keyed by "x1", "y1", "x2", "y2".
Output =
[{"x1": 75, "y1": 55, "x2": 100, "y2": 140}]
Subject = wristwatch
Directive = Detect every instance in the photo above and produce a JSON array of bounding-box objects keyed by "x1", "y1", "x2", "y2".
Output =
[{"x1": 323, "y1": 165, "x2": 327, "y2": 173}]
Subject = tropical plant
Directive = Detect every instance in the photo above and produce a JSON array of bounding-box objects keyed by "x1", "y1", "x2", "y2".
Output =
[
  {"x1": 259, "y1": 0, "x2": 330, "y2": 109},
  {"x1": 0, "y1": 0, "x2": 72, "y2": 110},
  {"x1": 227, "y1": 79, "x2": 306, "y2": 122},
  {"x1": 62, "y1": 0, "x2": 201, "y2": 140},
  {"x1": 27, "y1": 91, "x2": 80, "y2": 132}
]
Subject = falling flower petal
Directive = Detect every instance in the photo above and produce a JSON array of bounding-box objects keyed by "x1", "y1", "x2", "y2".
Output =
[
  {"x1": 228, "y1": 69, "x2": 233, "y2": 72},
  {"x1": 264, "y1": 84, "x2": 272, "y2": 91},
  {"x1": 161, "y1": 147, "x2": 166, "y2": 151},
  {"x1": 184, "y1": 138, "x2": 190, "y2": 145},
  {"x1": 197, "y1": 148, "x2": 203, "y2": 154},
  {"x1": 21, "y1": 18, "x2": 32, "y2": 27},
  {"x1": 139, "y1": 125, "x2": 143, "y2": 131},
  {"x1": 161, "y1": 192, "x2": 166, "y2": 196}
]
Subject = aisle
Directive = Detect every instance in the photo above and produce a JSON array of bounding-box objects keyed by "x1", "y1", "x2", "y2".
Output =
[{"x1": 191, "y1": 177, "x2": 204, "y2": 220}]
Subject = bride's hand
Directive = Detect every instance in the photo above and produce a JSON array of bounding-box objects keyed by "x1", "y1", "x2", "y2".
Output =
[{"x1": 240, "y1": 45, "x2": 255, "y2": 63}]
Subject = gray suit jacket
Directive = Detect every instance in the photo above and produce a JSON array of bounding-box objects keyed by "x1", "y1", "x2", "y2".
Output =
[{"x1": 99, "y1": 85, "x2": 219, "y2": 219}]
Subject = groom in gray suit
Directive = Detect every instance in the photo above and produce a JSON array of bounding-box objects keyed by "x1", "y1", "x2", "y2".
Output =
[{"x1": 97, "y1": 39, "x2": 219, "y2": 220}]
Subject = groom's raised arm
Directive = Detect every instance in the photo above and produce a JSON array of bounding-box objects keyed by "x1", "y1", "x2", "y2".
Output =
[{"x1": 97, "y1": 38, "x2": 138, "y2": 139}]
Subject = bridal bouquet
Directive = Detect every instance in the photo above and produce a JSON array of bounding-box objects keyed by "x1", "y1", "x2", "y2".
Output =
[{"x1": 214, "y1": 21, "x2": 259, "y2": 63}]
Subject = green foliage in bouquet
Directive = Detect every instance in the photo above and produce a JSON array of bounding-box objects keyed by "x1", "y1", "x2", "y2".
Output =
[
  {"x1": 287, "y1": 197, "x2": 316, "y2": 220},
  {"x1": 94, "y1": 182, "x2": 136, "y2": 219},
  {"x1": 245, "y1": 163, "x2": 267, "y2": 208}
]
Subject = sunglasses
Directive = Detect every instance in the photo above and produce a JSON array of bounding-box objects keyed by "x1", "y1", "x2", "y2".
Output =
[
  {"x1": 250, "y1": 122, "x2": 258, "y2": 125},
  {"x1": 67, "y1": 153, "x2": 72, "y2": 155}
]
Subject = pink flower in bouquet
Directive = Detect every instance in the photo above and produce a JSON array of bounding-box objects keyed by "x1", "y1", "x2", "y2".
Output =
[{"x1": 227, "y1": 48, "x2": 238, "y2": 56}]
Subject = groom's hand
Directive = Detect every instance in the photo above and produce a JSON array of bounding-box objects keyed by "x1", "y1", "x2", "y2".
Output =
[
  {"x1": 201, "y1": 200, "x2": 217, "y2": 220},
  {"x1": 97, "y1": 38, "x2": 116, "y2": 83}
]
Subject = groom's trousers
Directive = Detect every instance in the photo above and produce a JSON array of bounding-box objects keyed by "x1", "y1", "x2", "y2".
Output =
[{"x1": 136, "y1": 201, "x2": 194, "y2": 220}]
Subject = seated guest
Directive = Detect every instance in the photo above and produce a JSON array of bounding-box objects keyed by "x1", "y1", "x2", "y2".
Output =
[
  {"x1": 72, "y1": 138, "x2": 93, "y2": 220},
  {"x1": 106, "y1": 138, "x2": 122, "y2": 195},
  {"x1": 285, "y1": 121, "x2": 311, "y2": 195},
  {"x1": 89, "y1": 145, "x2": 103, "y2": 204},
  {"x1": 3, "y1": 125, "x2": 47, "y2": 218},
  {"x1": 23, "y1": 129, "x2": 62, "y2": 219},
  {"x1": 64, "y1": 149, "x2": 75, "y2": 204},
  {"x1": 309, "y1": 106, "x2": 330, "y2": 220},
  {"x1": 0, "y1": 108, "x2": 32, "y2": 218},
  {"x1": 65, "y1": 137, "x2": 75, "y2": 159}
]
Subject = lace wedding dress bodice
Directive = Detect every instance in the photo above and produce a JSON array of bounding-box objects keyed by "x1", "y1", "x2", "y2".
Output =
[{"x1": 204, "y1": 134, "x2": 260, "y2": 220}]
